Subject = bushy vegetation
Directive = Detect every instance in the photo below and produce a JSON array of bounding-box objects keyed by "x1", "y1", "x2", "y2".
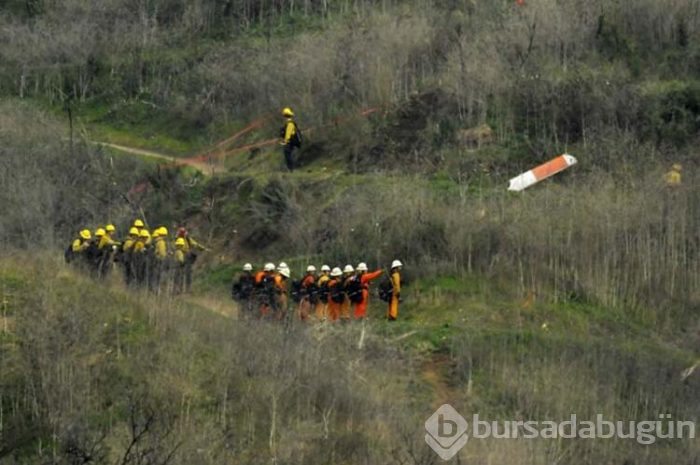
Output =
[
  {"x1": 1, "y1": 256, "x2": 698, "y2": 464},
  {"x1": 0, "y1": 0, "x2": 699, "y2": 463}
]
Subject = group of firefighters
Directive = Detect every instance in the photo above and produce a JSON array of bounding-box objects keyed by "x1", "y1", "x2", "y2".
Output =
[
  {"x1": 66, "y1": 219, "x2": 207, "y2": 294},
  {"x1": 231, "y1": 260, "x2": 404, "y2": 321}
]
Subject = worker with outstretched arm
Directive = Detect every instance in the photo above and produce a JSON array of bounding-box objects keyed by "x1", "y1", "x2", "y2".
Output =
[{"x1": 353, "y1": 262, "x2": 383, "y2": 319}]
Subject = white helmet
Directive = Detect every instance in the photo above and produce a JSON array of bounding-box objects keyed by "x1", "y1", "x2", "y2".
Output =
[
  {"x1": 330, "y1": 267, "x2": 342, "y2": 277},
  {"x1": 264, "y1": 262, "x2": 275, "y2": 272},
  {"x1": 357, "y1": 262, "x2": 368, "y2": 272},
  {"x1": 280, "y1": 268, "x2": 290, "y2": 278},
  {"x1": 343, "y1": 264, "x2": 354, "y2": 274},
  {"x1": 278, "y1": 262, "x2": 288, "y2": 269},
  {"x1": 321, "y1": 265, "x2": 331, "y2": 272},
  {"x1": 391, "y1": 259, "x2": 403, "y2": 269},
  {"x1": 307, "y1": 265, "x2": 317, "y2": 273},
  {"x1": 243, "y1": 263, "x2": 253, "y2": 271}
]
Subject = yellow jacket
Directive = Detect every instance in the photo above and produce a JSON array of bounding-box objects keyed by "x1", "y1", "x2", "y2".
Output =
[
  {"x1": 98, "y1": 234, "x2": 117, "y2": 250},
  {"x1": 122, "y1": 238, "x2": 135, "y2": 253},
  {"x1": 283, "y1": 118, "x2": 296, "y2": 145},
  {"x1": 72, "y1": 238, "x2": 89, "y2": 253},
  {"x1": 154, "y1": 238, "x2": 168, "y2": 260},
  {"x1": 391, "y1": 271, "x2": 401, "y2": 296},
  {"x1": 174, "y1": 249, "x2": 186, "y2": 265},
  {"x1": 664, "y1": 169, "x2": 681, "y2": 186},
  {"x1": 181, "y1": 237, "x2": 206, "y2": 254},
  {"x1": 317, "y1": 274, "x2": 330, "y2": 288},
  {"x1": 133, "y1": 241, "x2": 146, "y2": 254}
]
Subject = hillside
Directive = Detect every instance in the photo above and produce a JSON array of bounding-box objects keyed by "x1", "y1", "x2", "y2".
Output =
[{"x1": 1, "y1": 0, "x2": 699, "y2": 464}]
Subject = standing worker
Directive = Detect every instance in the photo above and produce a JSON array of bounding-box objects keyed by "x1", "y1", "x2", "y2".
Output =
[
  {"x1": 274, "y1": 266, "x2": 290, "y2": 321},
  {"x1": 152, "y1": 227, "x2": 169, "y2": 293},
  {"x1": 172, "y1": 237, "x2": 187, "y2": 294},
  {"x1": 176, "y1": 227, "x2": 208, "y2": 293},
  {"x1": 279, "y1": 107, "x2": 302, "y2": 172},
  {"x1": 97, "y1": 224, "x2": 119, "y2": 277},
  {"x1": 387, "y1": 260, "x2": 402, "y2": 321},
  {"x1": 256, "y1": 263, "x2": 276, "y2": 318},
  {"x1": 298, "y1": 266, "x2": 317, "y2": 321},
  {"x1": 340, "y1": 265, "x2": 355, "y2": 322},
  {"x1": 664, "y1": 163, "x2": 682, "y2": 187},
  {"x1": 132, "y1": 229, "x2": 151, "y2": 286},
  {"x1": 69, "y1": 229, "x2": 93, "y2": 269},
  {"x1": 353, "y1": 262, "x2": 384, "y2": 319},
  {"x1": 133, "y1": 219, "x2": 146, "y2": 234},
  {"x1": 315, "y1": 265, "x2": 331, "y2": 321},
  {"x1": 232, "y1": 263, "x2": 256, "y2": 316},
  {"x1": 121, "y1": 227, "x2": 140, "y2": 286},
  {"x1": 326, "y1": 267, "x2": 344, "y2": 322}
]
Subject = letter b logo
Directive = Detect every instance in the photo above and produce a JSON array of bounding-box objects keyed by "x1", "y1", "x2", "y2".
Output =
[{"x1": 425, "y1": 405, "x2": 469, "y2": 460}]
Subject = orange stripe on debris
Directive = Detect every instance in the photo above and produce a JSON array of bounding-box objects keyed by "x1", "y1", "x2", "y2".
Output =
[{"x1": 531, "y1": 155, "x2": 570, "y2": 181}]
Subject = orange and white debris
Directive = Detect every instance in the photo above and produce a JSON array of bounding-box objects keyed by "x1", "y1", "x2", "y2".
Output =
[{"x1": 508, "y1": 154, "x2": 578, "y2": 191}]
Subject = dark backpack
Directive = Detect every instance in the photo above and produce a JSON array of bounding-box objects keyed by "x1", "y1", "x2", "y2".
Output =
[
  {"x1": 330, "y1": 280, "x2": 345, "y2": 303},
  {"x1": 346, "y1": 276, "x2": 364, "y2": 304},
  {"x1": 279, "y1": 121, "x2": 302, "y2": 148},
  {"x1": 291, "y1": 125, "x2": 302, "y2": 148},
  {"x1": 64, "y1": 244, "x2": 74, "y2": 263},
  {"x1": 378, "y1": 277, "x2": 393, "y2": 303},
  {"x1": 290, "y1": 279, "x2": 303, "y2": 303},
  {"x1": 317, "y1": 279, "x2": 329, "y2": 303}
]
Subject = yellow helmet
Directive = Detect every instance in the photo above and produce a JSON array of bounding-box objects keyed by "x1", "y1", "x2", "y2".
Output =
[
  {"x1": 95, "y1": 228, "x2": 106, "y2": 237},
  {"x1": 175, "y1": 237, "x2": 186, "y2": 247},
  {"x1": 105, "y1": 224, "x2": 116, "y2": 233},
  {"x1": 80, "y1": 229, "x2": 91, "y2": 240},
  {"x1": 158, "y1": 227, "x2": 168, "y2": 236},
  {"x1": 282, "y1": 107, "x2": 294, "y2": 117},
  {"x1": 672, "y1": 163, "x2": 682, "y2": 171},
  {"x1": 129, "y1": 227, "x2": 139, "y2": 236},
  {"x1": 151, "y1": 229, "x2": 160, "y2": 238},
  {"x1": 139, "y1": 230, "x2": 150, "y2": 239},
  {"x1": 133, "y1": 219, "x2": 145, "y2": 228}
]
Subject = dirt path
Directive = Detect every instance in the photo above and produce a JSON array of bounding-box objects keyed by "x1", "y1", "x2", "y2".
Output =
[{"x1": 422, "y1": 355, "x2": 457, "y2": 410}]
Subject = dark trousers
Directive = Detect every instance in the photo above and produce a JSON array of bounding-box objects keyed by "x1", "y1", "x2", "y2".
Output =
[{"x1": 283, "y1": 145, "x2": 295, "y2": 171}]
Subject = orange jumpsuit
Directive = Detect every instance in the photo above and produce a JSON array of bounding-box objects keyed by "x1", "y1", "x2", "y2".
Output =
[
  {"x1": 315, "y1": 274, "x2": 330, "y2": 320},
  {"x1": 273, "y1": 274, "x2": 288, "y2": 320},
  {"x1": 255, "y1": 271, "x2": 272, "y2": 318},
  {"x1": 298, "y1": 274, "x2": 315, "y2": 321},
  {"x1": 387, "y1": 270, "x2": 401, "y2": 320},
  {"x1": 327, "y1": 278, "x2": 342, "y2": 322},
  {"x1": 340, "y1": 274, "x2": 354, "y2": 321},
  {"x1": 353, "y1": 270, "x2": 383, "y2": 319}
]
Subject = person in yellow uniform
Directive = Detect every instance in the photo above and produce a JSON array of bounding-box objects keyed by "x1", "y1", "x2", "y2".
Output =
[
  {"x1": 387, "y1": 260, "x2": 402, "y2": 321},
  {"x1": 121, "y1": 227, "x2": 139, "y2": 286},
  {"x1": 133, "y1": 219, "x2": 146, "y2": 234},
  {"x1": 97, "y1": 224, "x2": 119, "y2": 277},
  {"x1": 151, "y1": 227, "x2": 169, "y2": 293},
  {"x1": 172, "y1": 237, "x2": 187, "y2": 294},
  {"x1": 176, "y1": 227, "x2": 208, "y2": 293},
  {"x1": 89, "y1": 228, "x2": 106, "y2": 275},
  {"x1": 279, "y1": 107, "x2": 301, "y2": 171},
  {"x1": 68, "y1": 229, "x2": 92, "y2": 269},
  {"x1": 664, "y1": 163, "x2": 682, "y2": 187},
  {"x1": 72, "y1": 229, "x2": 92, "y2": 253},
  {"x1": 132, "y1": 229, "x2": 150, "y2": 286}
]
